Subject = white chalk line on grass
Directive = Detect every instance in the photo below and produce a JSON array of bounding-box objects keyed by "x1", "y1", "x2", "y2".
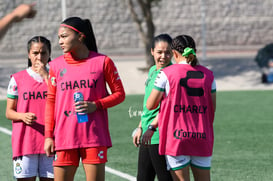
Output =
[
  {"x1": 105, "y1": 166, "x2": 136, "y2": 181},
  {"x1": 0, "y1": 126, "x2": 136, "y2": 181},
  {"x1": 0, "y1": 127, "x2": 12, "y2": 135}
]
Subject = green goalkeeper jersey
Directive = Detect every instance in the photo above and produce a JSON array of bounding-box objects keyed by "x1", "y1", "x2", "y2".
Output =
[{"x1": 141, "y1": 63, "x2": 171, "y2": 144}]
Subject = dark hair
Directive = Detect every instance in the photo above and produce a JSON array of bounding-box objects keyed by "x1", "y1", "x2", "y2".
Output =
[
  {"x1": 61, "y1": 17, "x2": 98, "y2": 52},
  {"x1": 151, "y1": 34, "x2": 172, "y2": 50},
  {"x1": 171, "y1": 35, "x2": 198, "y2": 66},
  {"x1": 27, "y1": 36, "x2": 51, "y2": 67}
]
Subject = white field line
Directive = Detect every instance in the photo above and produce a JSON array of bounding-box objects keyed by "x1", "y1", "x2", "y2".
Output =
[
  {"x1": 0, "y1": 126, "x2": 136, "y2": 181},
  {"x1": 0, "y1": 127, "x2": 12, "y2": 135},
  {"x1": 105, "y1": 166, "x2": 136, "y2": 181}
]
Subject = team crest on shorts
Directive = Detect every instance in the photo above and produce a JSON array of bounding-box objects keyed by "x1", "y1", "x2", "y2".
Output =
[
  {"x1": 54, "y1": 153, "x2": 58, "y2": 161},
  {"x1": 15, "y1": 162, "x2": 22, "y2": 174},
  {"x1": 98, "y1": 151, "x2": 104, "y2": 159}
]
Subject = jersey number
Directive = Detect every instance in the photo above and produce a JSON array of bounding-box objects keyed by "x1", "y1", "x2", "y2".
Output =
[{"x1": 180, "y1": 71, "x2": 204, "y2": 96}]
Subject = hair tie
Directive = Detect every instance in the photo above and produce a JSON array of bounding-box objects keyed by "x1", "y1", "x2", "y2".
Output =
[
  {"x1": 60, "y1": 24, "x2": 86, "y2": 38},
  {"x1": 182, "y1": 47, "x2": 196, "y2": 57}
]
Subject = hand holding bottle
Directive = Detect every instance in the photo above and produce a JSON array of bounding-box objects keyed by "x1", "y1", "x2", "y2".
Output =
[{"x1": 74, "y1": 91, "x2": 89, "y2": 123}]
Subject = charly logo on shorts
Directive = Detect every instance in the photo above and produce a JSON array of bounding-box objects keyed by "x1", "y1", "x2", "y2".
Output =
[
  {"x1": 54, "y1": 154, "x2": 58, "y2": 161},
  {"x1": 98, "y1": 151, "x2": 104, "y2": 159},
  {"x1": 15, "y1": 162, "x2": 22, "y2": 174}
]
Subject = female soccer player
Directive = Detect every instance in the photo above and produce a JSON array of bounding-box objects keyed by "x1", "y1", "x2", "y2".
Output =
[
  {"x1": 132, "y1": 34, "x2": 173, "y2": 181},
  {"x1": 147, "y1": 35, "x2": 216, "y2": 181},
  {"x1": 6, "y1": 36, "x2": 53, "y2": 180},
  {"x1": 44, "y1": 17, "x2": 125, "y2": 181}
]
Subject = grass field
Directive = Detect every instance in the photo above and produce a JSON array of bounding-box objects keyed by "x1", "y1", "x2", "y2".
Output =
[{"x1": 1, "y1": 90, "x2": 273, "y2": 180}]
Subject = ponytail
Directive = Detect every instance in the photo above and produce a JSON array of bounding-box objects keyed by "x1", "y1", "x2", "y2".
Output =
[
  {"x1": 187, "y1": 54, "x2": 198, "y2": 66},
  {"x1": 83, "y1": 19, "x2": 98, "y2": 52}
]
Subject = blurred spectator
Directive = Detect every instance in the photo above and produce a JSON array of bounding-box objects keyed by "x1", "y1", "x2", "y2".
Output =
[{"x1": 254, "y1": 43, "x2": 273, "y2": 83}]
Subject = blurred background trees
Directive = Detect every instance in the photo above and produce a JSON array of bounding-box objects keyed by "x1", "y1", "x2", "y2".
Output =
[{"x1": 126, "y1": 0, "x2": 161, "y2": 68}]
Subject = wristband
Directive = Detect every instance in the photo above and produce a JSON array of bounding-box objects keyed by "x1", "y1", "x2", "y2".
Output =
[{"x1": 148, "y1": 125, "x2": 156, "y2": 131}]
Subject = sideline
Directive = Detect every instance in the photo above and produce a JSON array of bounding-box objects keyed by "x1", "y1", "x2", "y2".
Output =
[{"x1": 0, "y1": 126, "x2": 136, "y2": 181}]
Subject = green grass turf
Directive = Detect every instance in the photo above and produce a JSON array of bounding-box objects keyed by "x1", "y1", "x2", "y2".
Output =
[
  {"x1": 0, "y1": 91, "x2": 273, "y2": 180},
  {"x1": 212, "y1": 90, "x2": 273, "y2": 181}
]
